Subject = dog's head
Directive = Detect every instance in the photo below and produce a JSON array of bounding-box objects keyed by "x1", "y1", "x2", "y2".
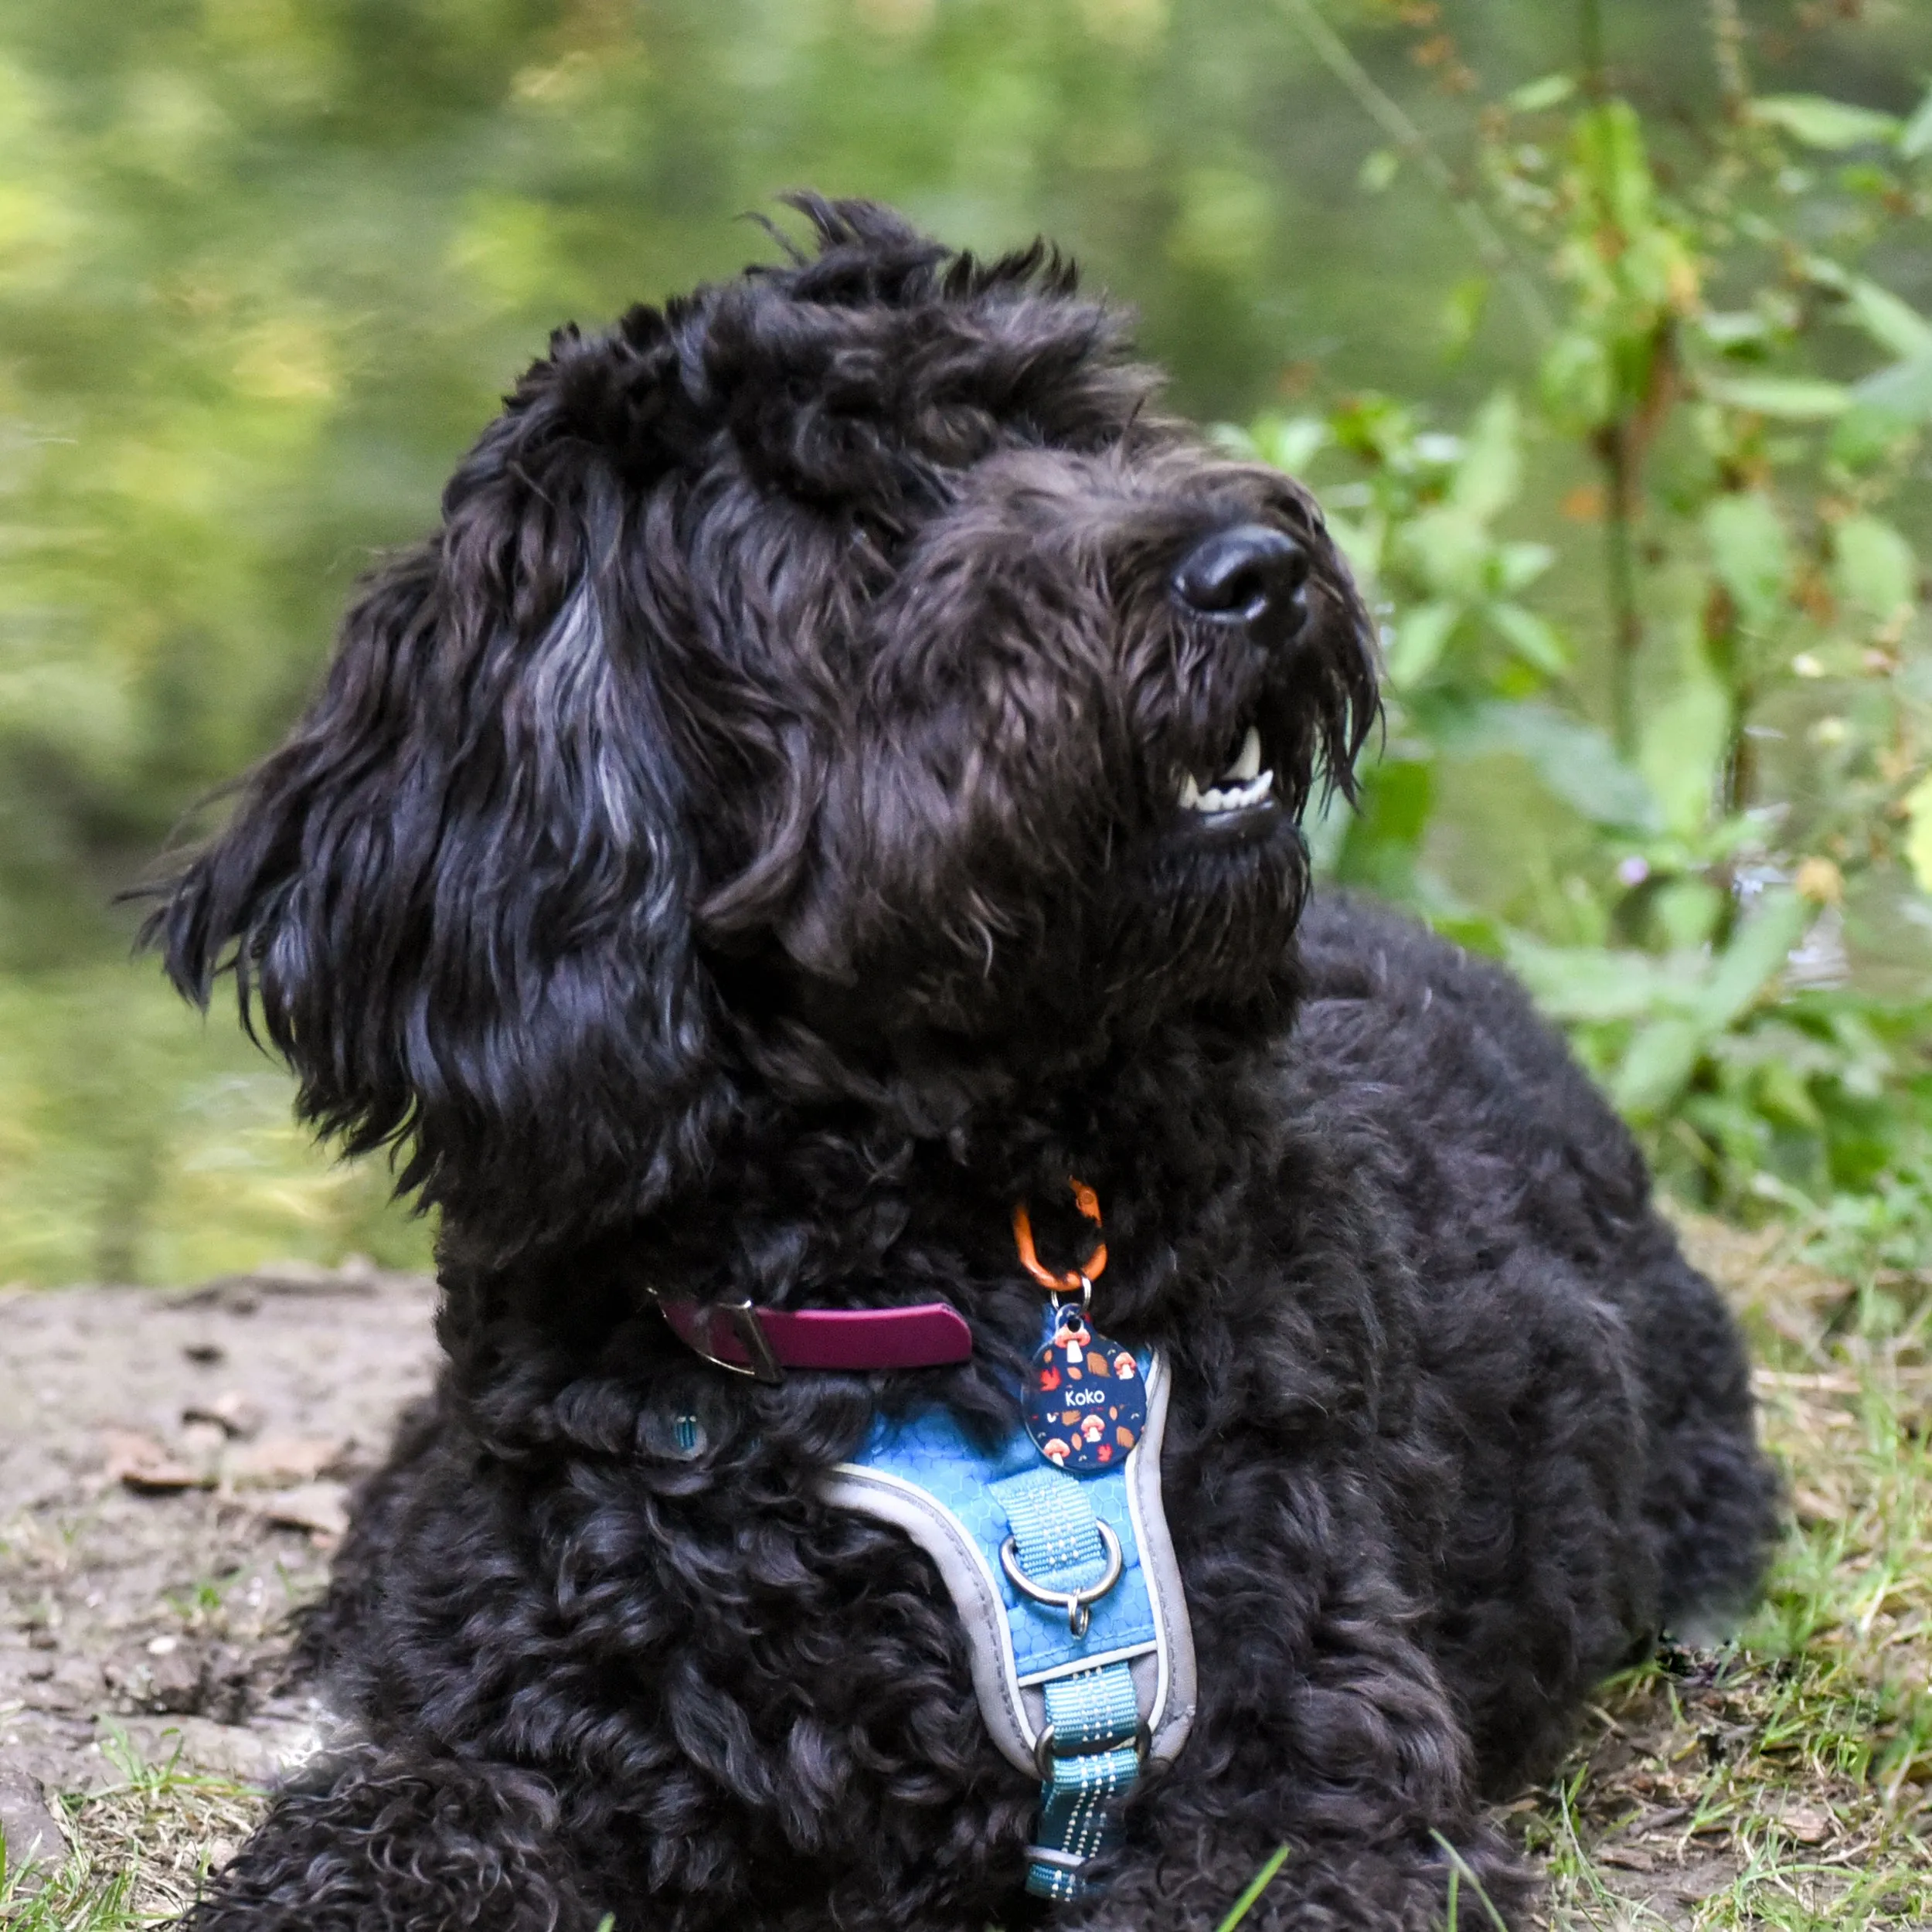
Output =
[{"x1": 149, "y1": 198, "x2": 1378, "y2": 1253}]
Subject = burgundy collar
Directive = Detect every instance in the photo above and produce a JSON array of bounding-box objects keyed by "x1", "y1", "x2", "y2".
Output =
[
  {"x1": 652, "y1": 1292, "x2": 973, "y2": 1385},
  {"x1": 652, "y1": 1180, "x2": 1103, "y2": 1385}
]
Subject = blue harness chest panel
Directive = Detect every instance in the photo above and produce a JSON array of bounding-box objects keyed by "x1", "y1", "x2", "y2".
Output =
[{"x1": 819, "y1": 1350, "x2": 1196, "y2": 1901}]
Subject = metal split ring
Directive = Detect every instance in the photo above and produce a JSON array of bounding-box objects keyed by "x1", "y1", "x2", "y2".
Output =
[
  {"x1": 1053, "y1": 1274, "x2": 1094, "y2": 1325},
  {"x1": 998, "y1": 1519, "x2": 1124, "y2": 1637}
]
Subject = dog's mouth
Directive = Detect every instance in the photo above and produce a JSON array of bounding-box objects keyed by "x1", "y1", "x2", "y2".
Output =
[{"x1": 1170, "y1": 723, "x2": 1281, "y2": 832}]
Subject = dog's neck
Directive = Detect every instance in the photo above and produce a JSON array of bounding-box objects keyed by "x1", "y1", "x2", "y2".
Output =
[
  {"x1": 424, "y1": 988, "x2": 1335, "y2": 1481},
  {"x1": 438, "y1": 992, "x2": 1296, "y2": 1349}
]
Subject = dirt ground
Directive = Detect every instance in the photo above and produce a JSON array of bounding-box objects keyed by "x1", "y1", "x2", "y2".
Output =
[
  {"x1": 2, "y1": 1233, "x2": 1927, "y2": 1928},
  {"x1": 0, "y1": 1263, "x2": 439, "y2": 1888}
]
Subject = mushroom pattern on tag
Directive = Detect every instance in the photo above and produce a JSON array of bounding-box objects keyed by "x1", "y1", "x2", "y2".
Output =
[{"x1": 1022, "y1": 1321, "x2": 1147, "y2": 1472}]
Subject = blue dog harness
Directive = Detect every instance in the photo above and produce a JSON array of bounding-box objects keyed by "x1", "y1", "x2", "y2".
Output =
[{"x1": 820, "y1": 1347, "x2": 1196, "y2": 1900}]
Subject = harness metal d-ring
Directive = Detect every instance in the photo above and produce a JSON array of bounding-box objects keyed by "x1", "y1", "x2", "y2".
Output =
[{"x1": 998, "y1": 1519, "x2": 1124, "y2": 1637}]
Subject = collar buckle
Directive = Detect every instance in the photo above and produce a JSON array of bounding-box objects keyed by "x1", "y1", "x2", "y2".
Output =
[{"x1": 649, "y1": 1291, "x2": 784, "y2": 1385}]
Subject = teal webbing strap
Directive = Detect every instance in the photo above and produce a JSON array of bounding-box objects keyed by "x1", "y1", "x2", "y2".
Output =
[
  {"x1": 819, "y1": 1346, "x2": 1194, "y2": 1905},
  {"x1": 994, "y1": 1466, "x2": 1112, "y2": 1592},
  {"x1": 1028, "y1": 1665, "x2": 1141, "y2": 1898},
  {"x1": 991, "y1": 1468, "x2": 1143, "y2": 1899}
]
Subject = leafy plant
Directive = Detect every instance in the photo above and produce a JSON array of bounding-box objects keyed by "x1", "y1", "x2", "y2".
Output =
[{"x1": 1244, "y1": 0, "x2": 1932, "y2": 1222}]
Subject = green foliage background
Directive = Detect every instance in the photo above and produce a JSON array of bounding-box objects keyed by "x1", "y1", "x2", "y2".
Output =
[{"x1": 0, "y1": 0, "x2": 1927, "y2": 1284}]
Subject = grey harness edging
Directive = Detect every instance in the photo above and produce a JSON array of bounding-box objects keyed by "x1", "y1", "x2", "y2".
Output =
[{"x1": 819, "y1": 1350, "x2": 1196, "y2": 1898}]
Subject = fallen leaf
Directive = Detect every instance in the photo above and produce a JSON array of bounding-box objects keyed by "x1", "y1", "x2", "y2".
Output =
[
  {"x1": 257, "y1": 1481, "x2": 349, "y2": 1538},
  {"x1": 1598, "y1": 1844, "x2": 1655, "y2": 1872},
  {"x1": 224, "y1": 1434, "x2": 349, "y2": 1488},
  {"x1": 100, "y1": 1429, "x2": 214, "y2": 1494},
  {"x1": 1780, "y1": 1803, "x2": 1833, "y2": 1844},
  {"x1": 1791, "y1": 1485, "x2": 1843, "y2": 1527}
]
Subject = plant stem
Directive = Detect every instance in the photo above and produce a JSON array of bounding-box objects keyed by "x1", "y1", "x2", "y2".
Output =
[
  {"x1": 1273, "y1": 0, "x2": 1553, "y2": 342},
  {"x1": 1592, "y1": 321, "x2": 1680, "y2": 764},
  {"x1": 1702, "y1": 580, "x2": 1753, "y2": 815},
  {"x1": 1708, "y1": 0, "x2": 1750, "y2": 119},
  {"x1": 1597, "y1": 423, "x2": 1643, "y2": 760},
  {"x1": 1580, "y1": 0, "x2": 1606, "y2": 100},
  {"x1": 1579, "y1": 0, "x2": 1641, "y2": 760},
  {"x1": 1704, "y1": 0, "x2": 1753, "y2": 801}
]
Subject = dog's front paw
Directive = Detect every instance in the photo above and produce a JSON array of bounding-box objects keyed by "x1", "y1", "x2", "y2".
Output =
[{"x1": 179, "y1": 1747, "x2": 600, "y2": 1932}]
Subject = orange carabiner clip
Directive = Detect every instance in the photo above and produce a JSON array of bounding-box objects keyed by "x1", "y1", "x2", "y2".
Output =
[{"x1": 1012, "y1": 1178, "x2": 1107, "y2": 1294}]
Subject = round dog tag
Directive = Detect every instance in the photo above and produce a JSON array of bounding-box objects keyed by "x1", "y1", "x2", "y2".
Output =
[{"x1": 1022, "y1": 1307, "x2": 1146, "y2": 1473}]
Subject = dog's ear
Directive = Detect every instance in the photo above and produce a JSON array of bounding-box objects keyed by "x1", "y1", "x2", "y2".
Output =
[{"x1": 145, "y1": 322, "x2": 730, "y2": 1256}]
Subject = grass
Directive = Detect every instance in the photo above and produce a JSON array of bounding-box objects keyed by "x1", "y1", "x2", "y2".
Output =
[
  {"x1": 1517, "y1": 1213, "x2": 1932, "y2": 1929},
  {"x1": 3, "y1": 1211, "x2": 1928, "y2": 1929},
  {"x1": 1217, "y1": 1842, "x2": 1292, "y2": 1930},
  {"x1": 0, "y1": 1734, "x2": 262, "y2": 1930}
]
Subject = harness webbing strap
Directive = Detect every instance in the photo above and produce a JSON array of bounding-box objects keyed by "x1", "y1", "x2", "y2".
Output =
[
  {"x1": 988, "y1": 1469, "x2": 1145, "y2": 1897},
  {"x1": 992, "y1": 1467, "x2": 1112, "y2": 1594},
  {"x1": 1028, "y1": 1665, "x2": 1142, "y2": 1898},
  {"x1": 818, "y1": 1348, "x2": 1195, "y2": 1903}
]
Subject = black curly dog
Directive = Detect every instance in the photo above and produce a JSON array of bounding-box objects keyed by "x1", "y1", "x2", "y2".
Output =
[{"x1": 148, "y1": 199, "x2": 1777, "y2": 1932}]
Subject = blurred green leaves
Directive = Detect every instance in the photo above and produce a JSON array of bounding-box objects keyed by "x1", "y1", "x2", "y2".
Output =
[
  {"x1": 1832, "y1": 514, "x2": 1917, "y2": 628},
  {"x1": 1274, "y1": 386, "x2": 1572, "y2": 697},
  {"x1": 1236, "y1": 7, "x2": 1932, "y2": 1222},
  {"x1": 0, "y1": 0, "x2": 1926, "y2": 1277},
  {"x1": 1906, "y1": 776, "x2": 1932, "y2": 896},
  {"x1": 0, "y1": 967, "x2": 432, "y2": 1284},
  {"x1": 1704, "y1": 492, "x2": 1791, "y2": 628},
  {"x1": 1515, "y1": 891, "x2": 1811, "y2": 1121},
  {"x1": 2, "y1": 0, "x2": 1541, "y2": 1282},
  {"x1": 1750, "y1": 94, "x2": 1902, "y2": 152}
]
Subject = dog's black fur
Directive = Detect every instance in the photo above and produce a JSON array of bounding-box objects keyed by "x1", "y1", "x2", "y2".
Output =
[{"x1": 148, "y1": 199, "x2": 1777, "y2": 1932}]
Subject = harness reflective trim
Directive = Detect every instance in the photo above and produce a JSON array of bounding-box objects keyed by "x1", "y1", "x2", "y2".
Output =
[{"x1": 820, "y1": 1351, "x2": 1195, "y2": 1900}]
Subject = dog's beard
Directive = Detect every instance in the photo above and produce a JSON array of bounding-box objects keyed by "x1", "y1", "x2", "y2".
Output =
[
  {"x1": 1103, "y1": 808, "x2": 1311, "y2": 1007},
  {"x1": 787, "y1": 801, "x2": 1311, "y2": 1085}
]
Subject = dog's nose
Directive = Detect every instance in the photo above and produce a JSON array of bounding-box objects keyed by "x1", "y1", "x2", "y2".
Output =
[{"x1": 1170, "y1": 524, "x2": 1311, "y2": 626}]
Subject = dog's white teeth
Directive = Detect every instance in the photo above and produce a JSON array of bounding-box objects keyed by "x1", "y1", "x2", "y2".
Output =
[
  {"x1": 1179, "y1": 759, "x2": 1275, "y2": 815},
  {"x1": 1226, "y1": 727, "x2": 1262, "y2": 783}
]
